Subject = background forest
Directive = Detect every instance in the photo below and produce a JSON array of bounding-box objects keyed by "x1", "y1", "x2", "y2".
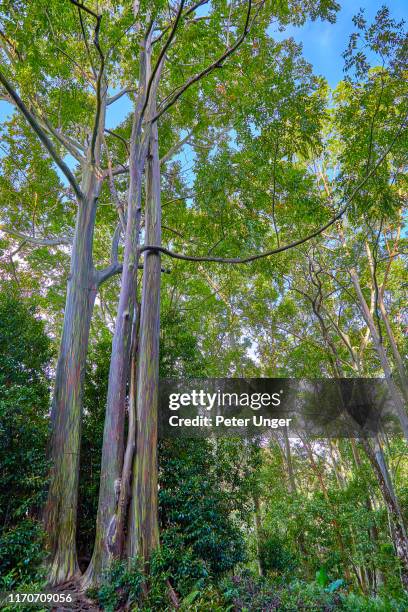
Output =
[{"x1": 0, "y1": 0, "x2": 407, "y2": 610}]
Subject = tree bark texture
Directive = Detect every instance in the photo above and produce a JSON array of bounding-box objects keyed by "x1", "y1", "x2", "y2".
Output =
[
  {"x1": 128, "y1": 93, "x2": 162, "y2": 564},
  {"x1": 44, "y1": 167, "x2": 102, "y2": 584}
]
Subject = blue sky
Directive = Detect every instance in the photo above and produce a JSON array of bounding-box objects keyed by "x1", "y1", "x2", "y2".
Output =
[{"x1": 271, "y1": 0, "x2": 407, "y2": 87}]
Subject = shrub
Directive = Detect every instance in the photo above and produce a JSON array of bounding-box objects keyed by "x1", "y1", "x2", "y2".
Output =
[
  {"x1": 258, "y1": 533, "x2": 298, "y2": 575},
  {"x1": 0, "y1": 519, "x2": 46, "y2": 588},
  {"x1": 87, "y1": 558, "x2": 144, "y2": 611}
]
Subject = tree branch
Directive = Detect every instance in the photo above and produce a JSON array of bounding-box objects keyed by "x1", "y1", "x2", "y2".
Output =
[
  {"x1": 140, "y1": 0, "x2": 186, "y2": 123},
  {"x1": 70, "y1": 0, "x2": 104, "y2": 165},
  {"x1": 101, "y1": 132, "x2": 195, "y2": 178},
  {"x1": 0, "y1": 69, "x2": 83, "y2": 200},
  {"x1": 38, "y1": 115, "x2": 85, "y2": 163},
  {"x1": 160, "y1": 125, "x2": 196, "y2": 164},
  {"x1": 107, "y1": 86, "x2": 136, "y2": 105},
  {"x1": 105, "y1": 128, "x2": 130, "y2": 155},
  {"x1": 0, "y1": 225, "x2": 72, "y2": 246},
  {"x1": 0, "y1": 28, "x2": 22, "y2": 62},
  {"x1": 152, "y1": 1, "x2": 209, "y2": 45},
  {"x1": 77, "y1": 4, "x2": 97, "y2": 79},
  {"x1": 1, "y1": 86, "x2": 86, "y2": 160},
  {"x1": 96, "y1": 220, "x2": 170, "y2": 286},
  {"x1": 140, "y1": 119, "x2": 406, "y2": 264},
  {"x1": 152, "y1": 0, "x2": 254, "y2": 122}
]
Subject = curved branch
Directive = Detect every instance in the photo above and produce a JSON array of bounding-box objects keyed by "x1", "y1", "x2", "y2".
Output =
[
  {"x1": 105, "y1": 128, "x2": 130, "y2": 155},
  {"x1": 107, "y1": 86, "x2": 136, "y2": 105},
  {"x1": 77, "y1": 5, "x2": 97, "y2": 79},
  {"x1": 140, "y1": 0, "x2": 186, "y2": 123},
  {"x1": 140, "y1": 119, "x2": 406, "y2": 264},
  {"x1": 0, "y1": 225, "x2": 72, "y2": 246},
  {"x1": 152, "y1": 0, "x2": 253, "y2": 123}
]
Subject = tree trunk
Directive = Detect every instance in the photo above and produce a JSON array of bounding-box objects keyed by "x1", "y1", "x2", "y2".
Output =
[
  {"x1": 113, "y1": 304, "x2": 139, "y2": 559},
  {"x1": 43, "y1": 68, "x2": 107, "y2": 583},
  {"x1": 253, "y1": 493, "x2": 264, "y2": 577},
  {"x1": 283, "y1": 428, "x2": 297, "y2": 495},
  {"x1": 44, "y1": 182, "x2": 99, "y2": 584},
  {"x1": 350, "y1": 439, "x2": 384, "y2": 593},
  {"x1": 378, "y1": 297, "x2": 408, "y2": 405},
  {"x1": 128, "y1": 104, "x2": 161, "y2": 564}
]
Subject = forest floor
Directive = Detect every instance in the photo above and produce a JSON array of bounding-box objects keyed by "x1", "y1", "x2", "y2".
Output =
[{"x1": 52, "y1": 581, "x2": 100, "y2": 612}]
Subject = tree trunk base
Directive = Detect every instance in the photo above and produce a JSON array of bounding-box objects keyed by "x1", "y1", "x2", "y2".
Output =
[{"x1": 48, "y1": 551, "x2": 80, "y2": 587}]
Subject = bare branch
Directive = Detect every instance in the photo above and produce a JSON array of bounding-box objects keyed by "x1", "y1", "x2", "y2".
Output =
[
  {"x1": 152, "y1": 0, "x2": 254, "y2": 122},
  {"x1": 0, "y1": 225, "x2": 72, "y2": 246},
  {"x1": 77, "y1": 5, "x2": 97, "y2": 79},
  {"x1": 69, "y1": 0, "x2": 104, "y2": 165},
  {"x1": 38, "y1": 115, "x2": 85, "y2": 163},
  {"x1": 160, "y1": 126, "x2": 196, "y2": 164},
  {"x1": 105, "y1": 128, "x2": 130, "y2": 155},
  {"x1": 107, "y1": 86, "x2": 136, "y2": 105},
  {"x1": 140, "y1": 0, "x2": 186, "y2": 123},
  {"x1": 0, "y1": 69, "x2": 83, "y2": 200}
]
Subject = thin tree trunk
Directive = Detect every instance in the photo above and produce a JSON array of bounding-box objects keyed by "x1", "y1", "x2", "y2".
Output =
[
  {"x1": 113, "y1": 304, "x2": 139, "y2": 558},
  {"x1": 283, "y1": 428, "x2": 297, "y2": 495},
  {"x1": 253, "y1": 493, "x2": 264, "y2": 577},
  {"x1": 349, "y1": 268, "x2": 408, "y2": 441},
  {"x1": 360, "y1": 437, "x2": 408, "y2": 591},
  {"x1": 128, "y1": 88, "x2": 162, "y2": 564},
  {"x1": 302, "y1": 436, "x2": 353, "y2": 583},
  {"x1": 378, "y1": 298, "x2": 408, "y2": 404}
]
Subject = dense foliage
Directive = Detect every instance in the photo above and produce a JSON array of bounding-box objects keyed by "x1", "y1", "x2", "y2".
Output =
[{"x1": 0, "y1": 290, "x2": 51, "y2": 587}]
